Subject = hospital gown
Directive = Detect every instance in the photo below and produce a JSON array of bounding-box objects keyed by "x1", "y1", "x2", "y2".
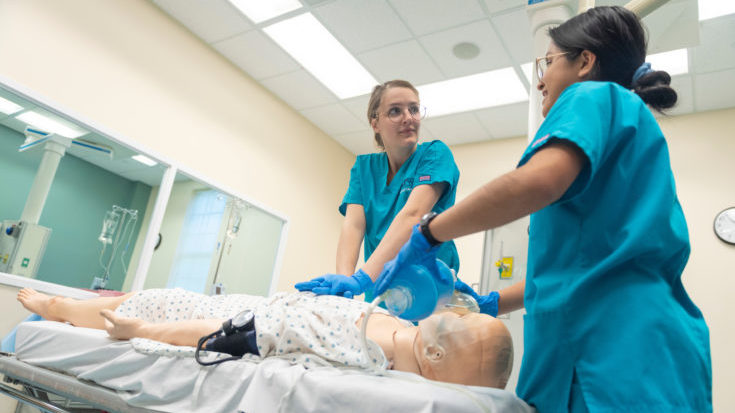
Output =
[{"x1": 115, "y1": 289, "x2": 409, "y2": 370}]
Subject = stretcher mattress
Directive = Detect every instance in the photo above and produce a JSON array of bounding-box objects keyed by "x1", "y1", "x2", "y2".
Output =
[{"x1": 14, "y1": 320, "x2": 535, "y2": 413}]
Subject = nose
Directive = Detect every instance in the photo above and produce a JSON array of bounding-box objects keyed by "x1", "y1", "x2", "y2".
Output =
[{"x1": 536, "y1": 78, "x2": 544, "y2": 91}]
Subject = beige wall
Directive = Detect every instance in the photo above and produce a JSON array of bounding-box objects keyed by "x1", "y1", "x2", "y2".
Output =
[
  {"x1": 449, "y1": 107, "x2": 735, "y2": 411},
  {"x1": 0, "y1": 0, "x2": 355, "y2": 293}
]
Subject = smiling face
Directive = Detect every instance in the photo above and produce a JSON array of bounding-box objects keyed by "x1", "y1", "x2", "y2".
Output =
[
  {"x1": 537, "y1": 42, "x2": 591, "y2": 117},
  {"x1": 370, "y1": 86, "x2": 420, "y2": 154}
]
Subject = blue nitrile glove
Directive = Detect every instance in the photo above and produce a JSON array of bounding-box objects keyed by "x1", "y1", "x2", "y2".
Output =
[
  {"x1": 454, "y1": 279, "x2": 500, "y2": 317},
  {"x1": 294, "y1": 269, "x2": 373, "y2": 299},
  {"x1": 374, "y1": 224, "x2": 449, "y2": 297}
]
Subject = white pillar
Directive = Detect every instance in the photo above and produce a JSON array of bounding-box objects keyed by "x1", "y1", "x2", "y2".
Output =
[
  {"x1": 624, "y1": 0, "x2": 670, "y2": 18},
  {"x1": 20, "y1": 140, "x2": 70, "y2": 224},
  {"x1": 526, "y1": 0, "x2": 576, "y2": 142},
  {"x1": 129, "y1": 165, "x2": 177, "y2": 292}
]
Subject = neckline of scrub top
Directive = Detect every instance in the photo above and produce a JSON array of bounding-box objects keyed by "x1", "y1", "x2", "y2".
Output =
[{"x1": 382, "y1": 145, "x2": 419, "y2": 188}]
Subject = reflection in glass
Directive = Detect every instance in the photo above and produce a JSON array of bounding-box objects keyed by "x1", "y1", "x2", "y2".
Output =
[{"x1": 92, "y1": 206, "x2": 138, "y2": 290}]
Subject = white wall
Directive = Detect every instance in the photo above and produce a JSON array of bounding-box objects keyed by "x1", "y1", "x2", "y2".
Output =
[{"x1": 449, "y1": 107, "x2": 735, "y2": 411}]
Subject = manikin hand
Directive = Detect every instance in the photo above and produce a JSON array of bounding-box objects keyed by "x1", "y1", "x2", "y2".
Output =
[
  {"x1": 454, "y1": 280, "x2": 500, "y2": 317},
  {"x1": 373, "y1": 225, "x2": 448, "y2": 297},
  {"x1": 294, "y1": 269, "x2": 373, "y2": 298}
]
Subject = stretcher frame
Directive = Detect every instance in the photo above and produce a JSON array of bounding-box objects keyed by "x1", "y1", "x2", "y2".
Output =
[{"x1": 0, "y1": 352, "x2": 158, "y2": 413}]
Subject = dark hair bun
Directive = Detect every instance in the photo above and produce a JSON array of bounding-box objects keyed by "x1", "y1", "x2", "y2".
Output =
[{"x1": 634, "y1": 70, "x2": 677, "y2": 112}]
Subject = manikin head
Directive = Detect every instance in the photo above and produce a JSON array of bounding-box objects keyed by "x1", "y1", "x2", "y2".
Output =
[{"x1": 395, "y1": 311, "x2": 514, "y2": 389}]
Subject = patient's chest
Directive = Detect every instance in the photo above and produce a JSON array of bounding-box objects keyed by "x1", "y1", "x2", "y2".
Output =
[{"x1": 253, "y1": 293, "x2": 392, "y2": 369}]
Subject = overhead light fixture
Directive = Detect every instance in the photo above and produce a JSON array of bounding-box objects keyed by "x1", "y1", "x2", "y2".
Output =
[
  {"x1": 228, "y1": 0, "x2": 302, "y2": 24},
  {"x1": 699, "y1": 0, "x2": 735, "y2": 20},
  {"x1": 0, "y1": 96, "x2": 23, "y2": 115},
  {"x1": 15, "y1": 110, "x2": 87, "y2": 138},
  {"x1": 647, "y1": 48, "x2": 689, "y2": 77},
  {"x1": 417, "y1": 67, "x2": 528, "y2": 118},
  {"x1": 131, "y1": 154, "x2": 158, "y2": 167},
  {"x1": 264, "y1": 13, "x2": 377, "y2": 99}
]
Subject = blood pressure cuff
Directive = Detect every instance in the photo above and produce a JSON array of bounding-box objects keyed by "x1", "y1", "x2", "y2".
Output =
[{"x1": 205, "y1": 325, "x2": 259, "y2": 357}]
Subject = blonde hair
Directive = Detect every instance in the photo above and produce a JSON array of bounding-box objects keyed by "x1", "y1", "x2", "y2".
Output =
[{"x1": 367, "y1": 80, "x2": 419, "y2": 150}]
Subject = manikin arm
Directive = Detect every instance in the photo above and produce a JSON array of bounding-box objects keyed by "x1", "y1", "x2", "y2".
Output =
[{"x1": 100, "y1": 309, "x2": 223, "y2": 347}]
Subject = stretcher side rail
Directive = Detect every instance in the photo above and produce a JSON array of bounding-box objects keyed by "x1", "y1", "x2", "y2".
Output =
[{"x1": 0, "y1": 353, "x2": 159, "y2": 413}]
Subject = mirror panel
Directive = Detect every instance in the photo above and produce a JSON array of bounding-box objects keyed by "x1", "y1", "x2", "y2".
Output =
[
  {"x1": 122, "y1": 172, "x2": 285, "y2": 296},
  {"x1": 0, "y1": 83, "x2": 164, "y2": 290}
]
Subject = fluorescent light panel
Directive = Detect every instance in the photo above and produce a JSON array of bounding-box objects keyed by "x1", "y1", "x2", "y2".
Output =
[
  {"x1": 264, "y1": 13, "x2": 377, "y2": 99},
  {"x1": 131, "y1": 154, "x2": 157, "y2": 167},
  {"x1": 417, "y1": 68, "x2": 528, "y2": 118},
  {"x1": 15, "y1": 110, "x2": 87, "y2": 138},
  {"x1": 228, "y1": 0, "x2": 301, "y2": 23},
  {"x1": 699, "y1": 0, "x2": 735, "y2": 20},
  {"x1": 647, "y1": 48, "x2": 688, "y2": 77},
  {"x1": 0, "y1": 96, "x2": 23, "y2": 115}
]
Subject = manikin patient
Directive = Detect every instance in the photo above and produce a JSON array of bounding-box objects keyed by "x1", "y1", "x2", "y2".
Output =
[{"x1": 17, "y1": 287, "x2": 513, "y2": 389}]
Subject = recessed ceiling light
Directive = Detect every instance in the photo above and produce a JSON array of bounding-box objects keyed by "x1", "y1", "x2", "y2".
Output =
[
  {"x1": 699, "y1": 0, "x2": 735, "y2": 20},
  {"x1": 264, "y1": 13, "x2": 377, "y2": 99},
  {"x1": 417, "y1": 68, "x2": 528, "y2": 118},
  {"x1": 647, "y1": 48, "x2": 688, "y2": 77},
  {"x1": 452, "y1": 42, "x2": 480, "y2": 60},
  {"x1": 228, "y1": 0, "x2": 302, "y2": 23},
  {"x1": 0, "y1": 96, "x2": 23, "y2": 115},
  {"x1": 15, "y1": 110, "x2": 87, "y2": 138},
  {"x1": 131, "y1": 154, "x2": 158, "y2": 167}
]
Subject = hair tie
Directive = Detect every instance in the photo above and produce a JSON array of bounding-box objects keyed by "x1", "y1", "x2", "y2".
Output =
[{"x1": 632, "y1": 62, "x2": 653, "y2": 85}]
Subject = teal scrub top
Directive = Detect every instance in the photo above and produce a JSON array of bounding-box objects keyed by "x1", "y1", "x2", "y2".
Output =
[
  {"x1": 339, "y1": 140, "x2": 460, "y2": 273},
  {"x1": 515, "y1": 82, "x2": 712, "y2": 412}
]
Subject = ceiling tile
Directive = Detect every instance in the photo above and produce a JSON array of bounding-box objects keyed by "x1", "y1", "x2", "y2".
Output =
[
  {"x1": 475, "y1": 101, "x2": 528, "y2": 139},
  {"x1": 641, "y1": 0, "x2": 699, "y2": 54},
  {"x1": 491, "y1": 8, "x2": 532, "y2": 65},
  {"x1": 301, "y1": 103, "x2": 367, "y2": 135},
  {"x1": 212, "y1": 30, "x2": 300, "y2": 80},
  {"x1": 419, "y1": 20, "x2": 512, "y2": 78},
  {"x1": 657, "y1": 74, "x2": 694, "y2": 118},
  {"x1": 341, "y1": 95, "x2": 372, "y2": 127},
  {"x1": 422, "y1": 112, "x2": 491, "y2": 145},
  {"x1": 261, "y1": 69, "x2": 338, "y2": 110},
  {"x1": 357, "y1": 40, "x2": 445, "y2": 85},
  {"x1": 481, "y1": 0, "x2": 525, "y2": 14},
  {"x1": 691, "y1": 15, "x2": 735, "y2": 74},
  {"x1": 312, "y1": 0, "x2": 413, "y2": 54},
  {"x1": 333, "y1": 130, "x2": 379, "y2": 155},
  {"x1": 390, "y1": 0, "x2": 486, "y2": 36},
  {"x1": 153, "y1": 0, "x2": 252, "y2": 44},
  {"x1": 693, "y1": 68, "x2": 735, "y2": 112}
]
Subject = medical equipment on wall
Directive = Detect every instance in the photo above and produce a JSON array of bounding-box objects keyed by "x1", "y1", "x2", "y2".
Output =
[
  {"x1": 0, "y1": 220, "x2": 51, "y2": 277},
  {"x1": 210, "y1": 198, "x2": 246, "y2": 296},
  {"x1": 91, "y1": 205, "x2": 138, "y2": 290}
]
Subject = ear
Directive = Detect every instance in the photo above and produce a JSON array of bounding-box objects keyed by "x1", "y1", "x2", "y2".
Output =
[
  {"x1": 370, "y1": 115, "x2": 380, "y2": 134},
  {"x1": 423, "y1": 344, "x2": 445, "y2": 361},
  {"x1": 577, "y1": 50, "x2": 597, "y2": 79}
]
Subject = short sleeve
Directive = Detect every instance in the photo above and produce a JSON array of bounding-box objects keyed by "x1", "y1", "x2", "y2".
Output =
[
  {"x1": 339, "y1": 159, "x2": 363, "y2": 215},
  {"x1": 517, "y1": 82, "x2": 618, "y2": 202},
  {"x1": 414, "y1": 140, "x2": 460, "y2": 195}
]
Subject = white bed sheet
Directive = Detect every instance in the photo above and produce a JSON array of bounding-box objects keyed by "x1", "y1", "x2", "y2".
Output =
[{"x1": 15, "y1": 321, "x2": 535, "y2": 413}]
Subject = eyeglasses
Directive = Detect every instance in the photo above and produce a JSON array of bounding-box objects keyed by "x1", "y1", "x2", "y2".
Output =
[
  {"x1": 535, "y1": 52, "x2": 569, "y2": 80},
  {"x1": 374, "y1": 104, "x2": 426, "y2": 123}
]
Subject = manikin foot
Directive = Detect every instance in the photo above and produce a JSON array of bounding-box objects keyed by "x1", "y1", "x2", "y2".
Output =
[
  {"x1": 16, "y1": 288, "x2": 61, "y2": 321},
  {"x1": 100, "y1": 309, "x2": 145, "y2": 340}
]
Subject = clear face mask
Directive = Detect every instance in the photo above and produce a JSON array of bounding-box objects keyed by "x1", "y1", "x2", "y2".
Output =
[{"x1": 359, "y1": 259, "x2": 481, "y2": 371}]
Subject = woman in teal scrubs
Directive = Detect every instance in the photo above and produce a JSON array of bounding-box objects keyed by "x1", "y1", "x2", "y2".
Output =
[
  {"x1": 374, "y1": 7, "x2": 711, "y2": 412},
  {"x1": 295, "y1": 80, "x2": 460, "y2": 298}
]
